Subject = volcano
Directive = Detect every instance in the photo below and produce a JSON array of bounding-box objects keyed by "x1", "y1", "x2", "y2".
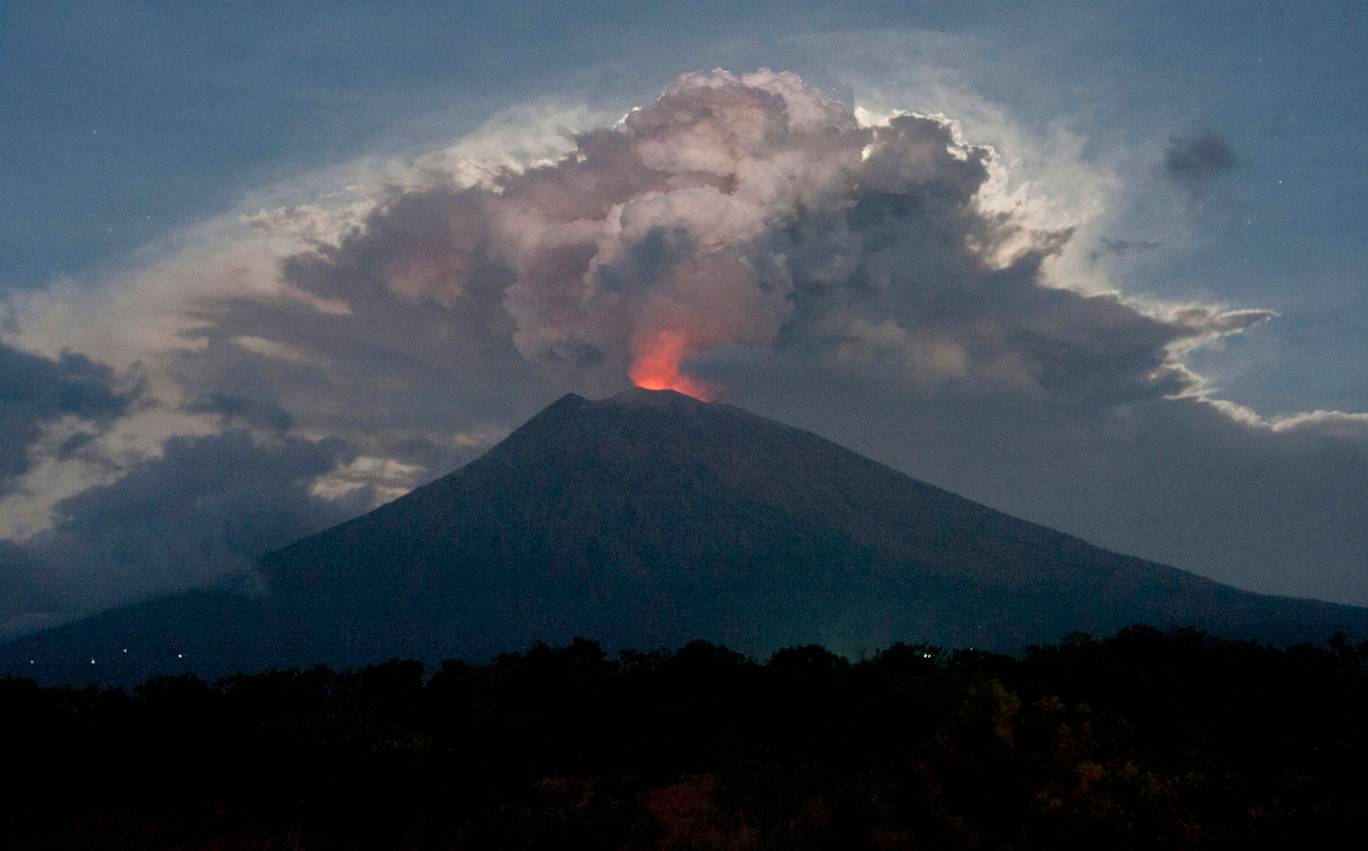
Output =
[{"x1": 5, "y1": 388, "x2": 1367, "y2": 684}]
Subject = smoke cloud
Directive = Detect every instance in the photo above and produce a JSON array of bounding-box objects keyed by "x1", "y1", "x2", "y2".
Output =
[{"x1": 272, "y1": 71, "x2": 1254, "y2": 406}]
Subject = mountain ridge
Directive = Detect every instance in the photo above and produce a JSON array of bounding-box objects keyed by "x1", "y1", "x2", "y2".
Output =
[{"x1": 5, "y1": 388, "x2": 1367, "y2": 685}]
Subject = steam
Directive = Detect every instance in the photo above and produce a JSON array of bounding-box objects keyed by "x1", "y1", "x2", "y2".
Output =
[
  {"x1": 281, "y1": 69, "x2": 1032, "y2": 397},
  {"x1": 629, "y1": 330, "x2": 714, "y2": 400},
  {"x1": 274, "y1": 69, "x2": 1265, "y2": 407}
]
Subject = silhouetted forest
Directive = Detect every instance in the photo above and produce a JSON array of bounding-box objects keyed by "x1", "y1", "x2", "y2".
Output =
[{"x1": 4, "y1": 627, "x2": 1366, "y2": 849}]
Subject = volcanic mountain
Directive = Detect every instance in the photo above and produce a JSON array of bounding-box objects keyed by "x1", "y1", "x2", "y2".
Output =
[{"x1": 6, "y1": 388, "x2": 1367, "y2": 684}]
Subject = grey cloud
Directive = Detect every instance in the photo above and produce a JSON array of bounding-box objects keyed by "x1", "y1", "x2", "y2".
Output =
[
  {"x1": 1091, "y1": 238, "x2": 1163, "y2": 262},
  {"x1": 1, "y1": 430, "x2": 369, "y2": 635},
  {"x1": 385, "y1": 435, "x2": 484, "y2": 478},
  {"x1": 186, "y1": 391, "x2": 294, "y2": 433},
  {"x1": 0, "y1": 342, "x2": 141, "y2": 490},
  {"x1": 1163, "y1": 131, "x2": 1238, "y2": 197},
  {"x1": 171, "y1": 239, "x2": 550, "y2": 468},
  {"x1": 56, "y1": 431, "x2": 99, "y2": 461},
  {"x1": 719, "y1": 369, "x2": 1368, "y2": 604}
]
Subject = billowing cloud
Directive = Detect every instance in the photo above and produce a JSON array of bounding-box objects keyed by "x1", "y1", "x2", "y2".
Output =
[
  {"x1": 253, "y1": 71, "x2": 1243, "y2": 410},
  {"x1": 1, "y1": 69, "x2": 1365, "y2": 634}
]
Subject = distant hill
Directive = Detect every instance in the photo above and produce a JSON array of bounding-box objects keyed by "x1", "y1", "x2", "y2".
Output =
[{"x1": 5, "y1": 388, "x2": 1366, "y2": 684}]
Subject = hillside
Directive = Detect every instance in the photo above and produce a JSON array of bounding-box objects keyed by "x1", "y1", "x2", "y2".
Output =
[{"x1": 5, "y1": 388, "x2": 1366, "y2": 684}]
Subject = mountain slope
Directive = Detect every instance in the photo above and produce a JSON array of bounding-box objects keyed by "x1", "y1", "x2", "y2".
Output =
[{"x1": 6, "y1": 388, "x2": 1366, "y2": 684}]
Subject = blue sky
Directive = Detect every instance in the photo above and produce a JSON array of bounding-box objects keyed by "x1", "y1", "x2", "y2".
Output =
[{"x1": 1, "y1": 1, "x2": 1366, "y2": 629}]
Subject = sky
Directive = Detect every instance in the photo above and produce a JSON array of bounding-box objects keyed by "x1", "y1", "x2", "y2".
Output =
[{"x1": 2, "y1": 1, "x2": 1366, "y2": 636}]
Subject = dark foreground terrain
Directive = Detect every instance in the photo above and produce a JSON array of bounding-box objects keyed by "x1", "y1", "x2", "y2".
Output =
[{"x1": 4, "y1": 627, "x2": 1367, "y2": 849}]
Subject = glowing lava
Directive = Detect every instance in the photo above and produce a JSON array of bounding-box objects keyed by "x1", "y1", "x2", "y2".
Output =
[{"x1": 629, "y1": 330, "x2": 714, "y2": 401}]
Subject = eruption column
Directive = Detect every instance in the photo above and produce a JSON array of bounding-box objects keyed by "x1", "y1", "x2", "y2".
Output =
[{"x1": 628, "y1": 330, "x2": 714, "y2": 401}]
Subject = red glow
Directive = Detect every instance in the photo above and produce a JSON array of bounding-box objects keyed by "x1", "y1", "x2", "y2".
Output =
[{"x1": 629, "y1": 330, "x2": 714, "y2": 401}]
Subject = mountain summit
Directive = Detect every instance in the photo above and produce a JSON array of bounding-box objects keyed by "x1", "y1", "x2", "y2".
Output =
[{"x1": 6, "y1": 388, "x2": 1367, "y2": 683}]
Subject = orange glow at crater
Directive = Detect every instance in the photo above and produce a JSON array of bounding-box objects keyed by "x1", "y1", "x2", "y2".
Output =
[{"x1": 629, "y1": 330, "x2": 714, "y2": 401}]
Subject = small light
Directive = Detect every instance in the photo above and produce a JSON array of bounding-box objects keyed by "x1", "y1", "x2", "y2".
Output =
[
  {"x1": 90, "y1": 658, "x2": 96, "y2": 665},
  {"x1": 29, "y1": 659, "x2": 34, "y2": 665},
  {"x1": 122, "y1": 648, "x2": 128, "y2": 654},
  {"x1": 177, "y1": 653, "x2": 183, "y2": 659}
]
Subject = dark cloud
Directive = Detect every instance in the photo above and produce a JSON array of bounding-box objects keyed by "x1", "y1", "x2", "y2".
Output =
[
  {"x1": 1091, "y1": 238, "x2": 1163, "y2": 262},
  {"x1": 0, "y1": 430, "x2": 369, "y2": 635},
  {"x1": 0, "y1": 342, "x2": 141, "y2": 490},
  {"x1": 386, "y1": 435, "x2": 479, "y2": 478},
  {"x1": 186, "y1": 391, "x2": 294, "y2": 433},
  {"x1": 55, "y1": 431, "x2": 99, "y2": 461},
  {"x1": 1163, "y1": 131, "x2": 1238, "y2": 197},
  {"x1": 719, "y1": 368, "x2": 1368, "y2": 604}
]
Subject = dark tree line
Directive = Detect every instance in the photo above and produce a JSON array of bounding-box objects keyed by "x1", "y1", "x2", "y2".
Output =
[{"x1": 3, "y1": 627, "x2": 1367, "y2": 849}]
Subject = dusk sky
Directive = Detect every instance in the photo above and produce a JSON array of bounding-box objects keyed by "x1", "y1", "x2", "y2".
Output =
[{"x1": 2, "y1": 1, "x2": 1366, "y2": 636}]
